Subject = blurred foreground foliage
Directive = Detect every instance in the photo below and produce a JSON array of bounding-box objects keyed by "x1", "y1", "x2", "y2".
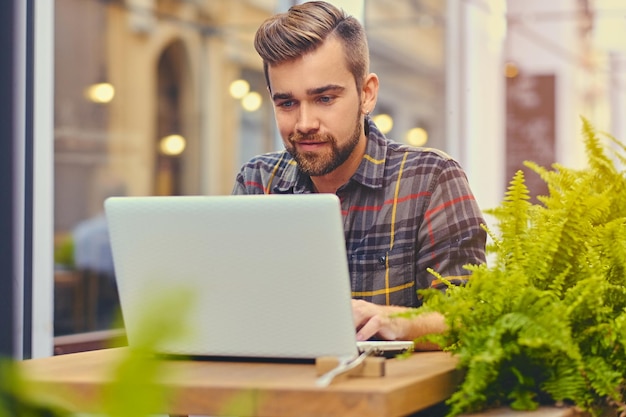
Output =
[
  {"x1": 0, "y1": 360, "x2": 70, "y2": 417},
  {"x1": 1, "y1": 288, "x2": 196, "y2": 417},
  {"x1": 414, "y1": 117, "x2": 626, "y2": 417}
]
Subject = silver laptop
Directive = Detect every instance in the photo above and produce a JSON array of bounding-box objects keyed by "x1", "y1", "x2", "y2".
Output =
[{"x1": 105, "y1": 194, "x2": 412, "y2": 361}]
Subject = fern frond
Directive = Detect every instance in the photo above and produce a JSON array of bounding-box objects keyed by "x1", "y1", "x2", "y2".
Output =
[
  {"x1": 583, "y1": 356, "x2": 624, "y2": 402},
  {"x1": 603, "y1": 130, "x2": 626, "y2": 171},
  {"x1": 540, "y1": 358, "x2": 590, "y2": 407},
  {"x1": 524, "y1": 161, "x2": 578, "y2": 208},
  {"x1": 581, "y1": 116, "x2": 617, "y2": 181},
  {"x1": 485, "y1": 170, "x2": 532, "y2": 271}
]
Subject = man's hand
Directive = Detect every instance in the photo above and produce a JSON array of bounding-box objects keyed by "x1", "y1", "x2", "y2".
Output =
[
  {"x1": 352, "y1": 299, "x2": 404, "y2": 341},
  {"x1": 351, "y1": 299, "x2": 446, "y2": 350}
]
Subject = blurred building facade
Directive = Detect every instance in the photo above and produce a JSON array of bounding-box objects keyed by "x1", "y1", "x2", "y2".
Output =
[{"x1": 54, "y1": 0, "x2": 451, "y2": 234}]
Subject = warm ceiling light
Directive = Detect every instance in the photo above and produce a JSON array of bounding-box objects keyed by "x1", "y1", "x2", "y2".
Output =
[
  {"x1": 159, "y1": 134, "x2": 186, "y2": 156},
  {"x1": 372, "y1": 114, "x2": 393, "y2": 134},
  {"x1": 406, "y1": 127, "x2": 428, "y2": 147},
  {"x1": 85, "y1": 82, "x2": 115, "y2": 103},
  {"x1": 229, "y1": 79, "x2": 250, "y2": 99},
  {"x1": 241, "y1": 91, "x2": 262, "y2": 112},
  {"x1": 504, "y1": 61, "x2": 519, "y2": 78}
]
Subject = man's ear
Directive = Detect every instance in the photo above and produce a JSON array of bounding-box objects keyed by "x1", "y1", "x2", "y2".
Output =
[{"x1": 361, "y1": 73, "x2": 379, "y2": 115}]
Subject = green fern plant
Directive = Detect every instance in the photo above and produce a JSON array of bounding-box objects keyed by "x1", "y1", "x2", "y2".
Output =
[{"x1": 416, "y1": 117, "x2": 626, "y2": 416}]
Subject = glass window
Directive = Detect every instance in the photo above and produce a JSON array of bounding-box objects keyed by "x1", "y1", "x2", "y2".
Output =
[
  {"x1": 366, "y1": 0, "x2": 446, "y2": 150},
  {"x1": 53, "y1": 0, "x2": 445, "y2": 342}
]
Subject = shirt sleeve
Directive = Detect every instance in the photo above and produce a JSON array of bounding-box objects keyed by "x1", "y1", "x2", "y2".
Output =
[
  {"x1": 231, "y1": 170, "x2": 247, "y2": 195},
  {"x1": 416, "y1": 159, "x2": 487, "y2": 291},
  {"x1": 231, "y1": 163, "x2": 268, "y2": 195}
]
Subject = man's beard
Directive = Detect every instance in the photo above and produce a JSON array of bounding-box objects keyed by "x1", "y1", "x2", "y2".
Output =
[{"x1": 285, "y1": 113, "x2": 362, "y2": 177}]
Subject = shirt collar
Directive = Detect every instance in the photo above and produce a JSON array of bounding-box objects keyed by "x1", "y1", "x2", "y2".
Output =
[
  {"x1": 271, "y1": 156, "x2": 313, "y2": 194},
  {"x1": 350, "y1": 117, "x2": 387, "y2": 190}
]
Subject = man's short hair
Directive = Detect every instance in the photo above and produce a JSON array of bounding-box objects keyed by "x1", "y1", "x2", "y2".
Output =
[{"x1": 254, "y1": 1, "x2": 369, "y2": 93}]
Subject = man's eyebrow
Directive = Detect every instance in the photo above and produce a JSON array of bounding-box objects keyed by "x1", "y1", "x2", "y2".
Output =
[
  {"x1": 307, "y1": 84, "x2": 345, "y2": 95},
  {"x1": 271, "y1": 84, "x2": 345, "y2": 102},
  {"x1": 272, "y1": 92, "x2": 293, "y2": 101}
]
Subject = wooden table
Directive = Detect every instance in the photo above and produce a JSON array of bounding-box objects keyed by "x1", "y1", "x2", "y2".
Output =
[{"x1": 19, "y1": 348, "x2": 461, "y2": 417}]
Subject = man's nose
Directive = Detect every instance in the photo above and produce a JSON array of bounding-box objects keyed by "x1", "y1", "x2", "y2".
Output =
[{"x1": 295, "y1": 103, "x2": 319, "y2": 134}]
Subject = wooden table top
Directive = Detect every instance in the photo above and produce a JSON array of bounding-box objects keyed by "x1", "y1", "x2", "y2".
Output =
[{"x1": 19, "y1": 348, "x2": 461, "y2": 417}]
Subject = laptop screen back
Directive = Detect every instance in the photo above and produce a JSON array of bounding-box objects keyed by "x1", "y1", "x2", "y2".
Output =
[{"x1": 105, "y1": 194, "x2": 360, "y2": 360}]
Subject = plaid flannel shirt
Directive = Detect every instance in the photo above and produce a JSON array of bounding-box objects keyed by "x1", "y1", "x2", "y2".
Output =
[{"x1": 232, "y1": 117, "x2": 486, "y2": 307}]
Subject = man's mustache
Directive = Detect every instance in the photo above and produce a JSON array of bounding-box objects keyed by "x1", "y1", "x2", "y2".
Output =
[{"x1": 289, "y1": 133, "x2": 333, "y2": 143}]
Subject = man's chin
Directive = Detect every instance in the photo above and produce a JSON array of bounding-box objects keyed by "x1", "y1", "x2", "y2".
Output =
[{"x1": 295, "y1": 159, "x2": 334, "y2": 177}]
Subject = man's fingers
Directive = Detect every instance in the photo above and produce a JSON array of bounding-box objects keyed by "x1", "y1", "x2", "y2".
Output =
[
  {"x1": 355, "y1": 314, "x2": 382, "y2": 341},
  {"x1": 352, "y1": 299, "x2": 402, "y2": 341}
]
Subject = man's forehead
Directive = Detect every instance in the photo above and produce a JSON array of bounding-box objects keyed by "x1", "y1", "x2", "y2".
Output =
[{"x1": 267, "y1": 37, "x2": 352, "y2": 94}]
